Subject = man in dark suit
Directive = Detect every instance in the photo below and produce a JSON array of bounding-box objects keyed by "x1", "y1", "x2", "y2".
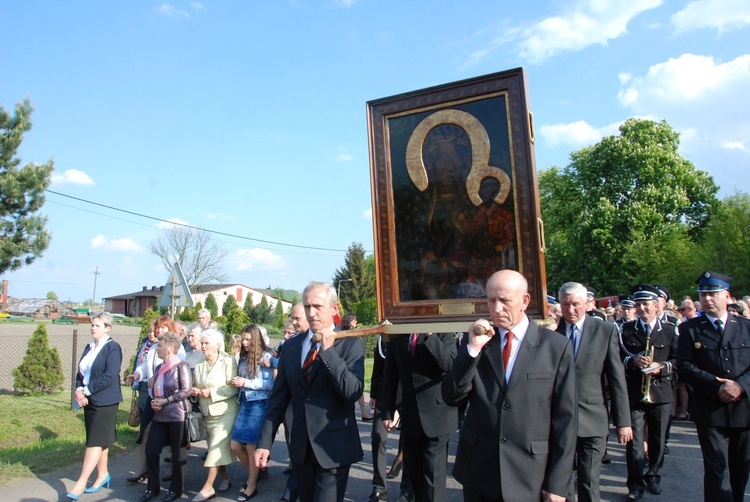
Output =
[
  {"x1": 556, "y1": 282, "x2": 632, "y2": 502},
  {"x1": 380, "y1": 330, "x2": 458, "y2": 502},
  {"x1": 255, "y1": 282, "x2": 365, "y2": 502},
  {"x1": 677, "y1": 271, "x2": 750, "y2": 502},
  {"x1": 620, "y1": 284, "x2": 678, "y2": 500},
  {"x1": 442, "y1": 269, "x2": 577, "y2": 502}
]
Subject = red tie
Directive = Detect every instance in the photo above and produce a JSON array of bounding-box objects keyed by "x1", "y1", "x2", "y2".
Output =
[
  {"x1": 302, "y1": 343, "x2": 318, "y2": 384},
  {"x1": 409, "y1": 333, "x2": 418, "y2": 357},
  {"x1": 502, "y1": 331, "x2": 514, "y2": 370}
]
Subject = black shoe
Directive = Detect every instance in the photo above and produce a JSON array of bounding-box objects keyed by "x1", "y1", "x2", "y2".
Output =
[
  {"x1": 664, "y1": 445, "x2": 670, "y2": 454},
  {"x1": 386, "y1": 459, "x2": 403, "y2": 479},
  {"x1": 164, "y1": 456, "x2": 172, "y2": 463},
  {"x1": 139, "y1": 492, "x2": 158, "y2": 502},
  {"x1": 162, "y1": 492, "x2": 181, "y2": 501},
  {"x1": 602, "y1": 453, "x2": 612, "y2": 464},
  {"x1": 398, "y1": 490, "x2": 415, "y2": 502},
  {"x1": 368, "y1": 488, "x2": 388, "y2": 502},
  {"x1": 647, "y1": 481, "x2": 662, "y2": 494},
  {"x1": 627, "y1": 489, "x2": 643, "y2": 500}
]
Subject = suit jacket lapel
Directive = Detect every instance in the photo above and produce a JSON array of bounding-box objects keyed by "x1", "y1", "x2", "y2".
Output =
[
  {"x1": 484, "y1": 331, "x2": 505, "y2": 390},
  {"x1": 698, "y1": 315, "x2": 721, "y2": 344},
  {"x1": 722, "y1": 317, "x2": 738, "y2": 347},
  {"x1": 506, "y1": 321, "x2": 540, "y2": 392}
]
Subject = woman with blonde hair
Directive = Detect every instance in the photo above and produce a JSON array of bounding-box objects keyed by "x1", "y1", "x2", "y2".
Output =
[
  {"x1": 191, "y1": 328, "x2": 239, "y2": 501},
  {"x1": 230, "y1": 324, "x2": 275, "y2": 500},
  {"x1": 67, "y1": 313, "x2": 122, "y2": 500}
]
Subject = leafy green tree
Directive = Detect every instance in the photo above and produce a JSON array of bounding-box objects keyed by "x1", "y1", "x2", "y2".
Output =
[
  {"x1": 46, "y1": 291, "x2": 58, "y2": 300},
  {"x1": 222, "y1": 294, "x2": 238, "y2": 317},
  {"x1": 540, "y1": 118, "x2": 718, "y2": 295},
  {"x1": 1, "y1": 99, "x2": 54, "y2": 274},
  {"x1": 273, "y1": 299, "x2": 284, "y2": 326},
  {"x1": 248, "y1": 296, "x2": 274, "y2": 325},
  {"x1": 333, "y1": 242, "x2": 376, "y2": 313},
  {"x1": 13, "y1": 324, "x2": 64, "y2": 394},
  {"x1": 698, "y1": 191, "x2": 750, "y2": 294},
  {"x1": 194, "y1": 301, "x2": 203, "y2": 312},
  {"x1": 225, "y1": 308, "x2": 249, "y2": 338},
  {"x1": 179, "y1": 306, "x2": 197, "y2": 322},
  {"x1": 204, "y1": 293, "x2": 219, "y2": 318}
]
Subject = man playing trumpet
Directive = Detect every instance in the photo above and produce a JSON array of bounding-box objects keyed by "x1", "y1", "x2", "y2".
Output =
[{"x1": 620, "y1": 284, "x2": 678, "y2": 500}]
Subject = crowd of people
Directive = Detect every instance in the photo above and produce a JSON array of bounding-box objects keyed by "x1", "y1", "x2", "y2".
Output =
[{"x1": 65, "y1": 270, "x2": 749, "y2": 502}]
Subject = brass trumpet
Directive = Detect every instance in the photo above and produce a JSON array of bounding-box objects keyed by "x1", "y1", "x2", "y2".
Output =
[{"x1": 640, "y1": 332, "x2": 654, "y2": 404}]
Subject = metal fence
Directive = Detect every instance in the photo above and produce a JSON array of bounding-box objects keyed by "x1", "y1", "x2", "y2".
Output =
[{"x1": 0, "y1": 322, "x2": 143, "y2": 410}]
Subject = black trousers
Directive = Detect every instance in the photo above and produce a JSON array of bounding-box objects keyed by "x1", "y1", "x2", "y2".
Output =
[
  {"x1": 696, "y1": 424, "x2": 750, "y2": 502},
  {"x1": 145, "y1": 420, "x2": 187, "y2": 496},
  {"x1": 626, "y1": 401, "x2": 670, "y2": 490},
  {"x1": 294, "y1": 440, "x2": 350, "y2": 502},
  {"x1": 403, "y1": 433, "x2": 449, "y2": 502}
]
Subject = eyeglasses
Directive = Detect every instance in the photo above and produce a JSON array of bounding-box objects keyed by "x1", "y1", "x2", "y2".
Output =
[{"x1": 679, "y1": 307, "x2": 693, "y2": 312}]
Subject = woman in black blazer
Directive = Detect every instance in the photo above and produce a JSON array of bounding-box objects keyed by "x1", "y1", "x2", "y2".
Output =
[{"x1": 67, "y1": 312, "x2": 123, "y2": 500}]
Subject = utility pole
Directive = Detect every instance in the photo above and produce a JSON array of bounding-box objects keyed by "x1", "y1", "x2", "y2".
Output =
[{"x1": 92, "y1": 266, "x2": 100, "y2": 309}]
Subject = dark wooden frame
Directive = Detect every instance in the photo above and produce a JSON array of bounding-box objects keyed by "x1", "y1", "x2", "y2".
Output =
[{"x1": 367, "y1": 68, "x2": 547, "y2": 324}]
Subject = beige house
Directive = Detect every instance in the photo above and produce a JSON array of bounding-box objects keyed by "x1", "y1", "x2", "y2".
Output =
[{"x1": 104, "y1": 284, "x2": 291, "y2": 317}]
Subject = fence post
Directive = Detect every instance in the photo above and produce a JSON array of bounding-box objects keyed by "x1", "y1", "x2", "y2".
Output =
[{"x1": 70, "y1": 328, "x2": 78, "y2": 410}]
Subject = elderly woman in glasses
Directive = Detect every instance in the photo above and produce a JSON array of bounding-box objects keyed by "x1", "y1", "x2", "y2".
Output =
[{"x1": 191, "y1": 329, "x2": 239, "y2": 501}]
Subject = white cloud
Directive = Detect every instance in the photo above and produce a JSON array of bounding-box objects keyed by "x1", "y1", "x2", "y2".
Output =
[
  {"x1": 672, "y1": 0, "x2": 750, "y2": 35},
  {"x1": 154, "y1": 4, "x2": 190, "y2": 19},
  {"x1": 724, "y1": 141, "x2": 745, "y2": 151},
  {"x1": 90, "y1": 234, "x2": 144, "y2": 252},
  {"x1": 517, "y1": 0, "x2": 662, "y2": 64},
  {"x1": 156, "y1": 218, "x2": 190, "y2": 229},
  {"x1": 190, "y1": 3, "x2": 206, "y2": 11},
  {"x1": 50, "y1": 169, "x2": 95, "y2": 186},
  {"x1": 539, "y1": 120, "x2": 623, "y2": 147},
  {"x1": 362, "y1": 208, "x2": 372, "y2": 219},
  {"x1": 618, "y1": 54, "x2": 750, "y2": 106},
  {"x1": 335, "y1": 153, "x2": 354, "y2": 162},
  {"x1": 617, "y1": 53, "x2": 750, "y2": 195},
  {"x1": 232, "y1": 248, "x2": 286, "y2": 271}
]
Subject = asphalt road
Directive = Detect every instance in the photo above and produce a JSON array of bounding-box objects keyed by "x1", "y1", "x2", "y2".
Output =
[{"x1": 3, "y1": 407, "x2": 739, "y2": 502}]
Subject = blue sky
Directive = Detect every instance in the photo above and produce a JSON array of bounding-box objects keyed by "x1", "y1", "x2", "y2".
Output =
[{"x1": 1, "y1": 0, "x2": 748, "y2": 303}]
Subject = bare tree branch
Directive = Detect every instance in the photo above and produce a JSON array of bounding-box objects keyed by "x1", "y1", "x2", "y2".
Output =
[{"x1": 149, "y1": 226, "x2": 228, "y2": 286}]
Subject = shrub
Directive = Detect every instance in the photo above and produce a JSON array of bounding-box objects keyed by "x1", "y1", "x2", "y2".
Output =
[{"x1": 13, "y1": 324, "x2": 64, "y2": 394}]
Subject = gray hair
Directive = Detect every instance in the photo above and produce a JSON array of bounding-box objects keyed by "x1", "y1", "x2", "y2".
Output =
[
  {"x1": 303, "y1": 281, "x2": 338, "y2": 307},
  {"x1": 197, "y1": 308, "x2": 211, "y2": 318},
  {"x1": 558, "y1": 282, "x2": 588, "y2": 300},
  {"x1": 201, "y1": 328, "x2": 225, "y2": 353},
  {"x1": 91, "y1": 312, "x2": 113, "y2": 328},
  {"x1": 187, "y1": 322, "x2": 204, "y2": 335}
]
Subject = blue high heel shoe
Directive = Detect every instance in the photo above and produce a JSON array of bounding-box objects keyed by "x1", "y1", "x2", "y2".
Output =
[
  {"x1": 84, "y1": 473, "x2": 111, "y2": 493},
  {"x1": 66, "y1": 492, "x2": 82, "y2": 501}
]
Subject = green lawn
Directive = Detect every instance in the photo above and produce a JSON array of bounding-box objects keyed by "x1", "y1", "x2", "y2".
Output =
[{"x1": 0, "y1": 389, "x2": 139, "y2": 486}]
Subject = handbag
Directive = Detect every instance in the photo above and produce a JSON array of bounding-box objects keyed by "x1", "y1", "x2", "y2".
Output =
[
  {"x1": 127, "y1": 390, "x2": 141, "y2": 427},
  {"x1": 184, "y1": 401, "x2": 206, "y2": 442}
]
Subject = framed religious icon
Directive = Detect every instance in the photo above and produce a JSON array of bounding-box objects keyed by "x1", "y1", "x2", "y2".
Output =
[{"x1": 367, "y1": 67, "x2": 547, "y2": 327}]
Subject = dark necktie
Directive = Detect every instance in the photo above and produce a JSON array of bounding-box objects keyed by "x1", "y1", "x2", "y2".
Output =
[
  {"x1": 502, "y1": 331, "x2": 514, "y2": 370},
  {"x1": 409, "y1": 333, "x2": 418, "y2": 357},
  {"x1": 715, "y1": 319, "x2": 724, "y2": 336},
  {"x1": 302, "y1": 342, "x2": 318, "y2": 384},
  {"x1": 569, "y1": 324, "x2": 579, "y2": 357}
]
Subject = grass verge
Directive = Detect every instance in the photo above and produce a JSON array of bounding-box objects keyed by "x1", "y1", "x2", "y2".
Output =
[{"x1": 0, "y1": 388, "x2": 139, "y2": 486}]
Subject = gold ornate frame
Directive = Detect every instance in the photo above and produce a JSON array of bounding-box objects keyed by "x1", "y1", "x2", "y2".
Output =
[{"x1": 367, "y1": 68, "x2": 547, "y2": 325}]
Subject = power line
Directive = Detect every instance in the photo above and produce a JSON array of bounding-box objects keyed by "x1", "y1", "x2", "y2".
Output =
[{"x1": 45, "y1": 189, "x2": 348, "y2": 253}]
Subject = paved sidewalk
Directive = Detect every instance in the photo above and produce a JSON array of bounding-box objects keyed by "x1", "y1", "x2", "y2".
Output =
[{"x1": 3, "y1": 411, "x2": 717, "y2": 501}]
